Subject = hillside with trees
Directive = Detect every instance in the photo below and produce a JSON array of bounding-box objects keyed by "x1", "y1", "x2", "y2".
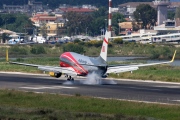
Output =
[
  {"x1": 0, "y1": 0, "x2": 153, "y2": 8},
  {"x1": 0, "y1": 14, "x2": 34, "y2": 34}
]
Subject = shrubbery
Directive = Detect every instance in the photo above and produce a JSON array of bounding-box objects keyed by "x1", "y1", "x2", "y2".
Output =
[
  {"x1": 30, "y1": 45, "x2": 46, "y2": 54},
  {"x1": 86, "y1": 40, "x2": 102, "y2": 47},
  {"x1": 74, "y1": 39, "x2": 81, "y2": 43},
  {"x1": 2, "y1": 41, "x2": 177, "y2": 60},
  {"x1": 9, "y1": 45, "x2": 28, "y2": 55},
  {"x1": 113, "y1": 38, "x2": 123, "y2": 44},
  {"x1": 63, "y1": 43, "x2": 85, "y2": 54}
]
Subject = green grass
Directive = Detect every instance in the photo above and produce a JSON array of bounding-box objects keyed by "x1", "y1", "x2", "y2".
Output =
[
  {"x1": 0, "y1": 43, "x2": 180, "y2": 58},
  {"x1": 0, "y1": 89, "x2": 179, "y2": 120},
  {"x1": 0, "y1": 56, "x2": 180, "y2": 82},
  {"x1": 0, "y1": 61, "x2": 41, "y2": 73},
  {"x1": 0, "y1": 45, "x2": 180, "y2": 119},
  {"x1": 109, "y1": 65, "x2": 180, "y2": 82}
]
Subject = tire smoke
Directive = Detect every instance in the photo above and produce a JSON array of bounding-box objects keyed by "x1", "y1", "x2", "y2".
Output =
[
  {"x1": 81, "y1": 72, "x2": 102, "y2": 85},
  {"x1": 81, "y1": 72, "x2": 117, "y2": 85}
]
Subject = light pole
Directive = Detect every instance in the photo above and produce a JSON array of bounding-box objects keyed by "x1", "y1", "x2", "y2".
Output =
[
  {"x1": 104, "y1": 19, "x2": 107, "y2": 32},
  {"x1": 78, "y1": 21, "x2": 81, "y2": 34},
  {"x1": 86, "y1": 27, "x2": 88, "y2": 35},
  {"x1": 67, "y1": 27, "x2": 69, "y2": 36},
  {"x1": 118, "y1": 19, "x2": 120, "y2": 35},
  {"x1": 5, "y1": 19, "x2": 8, "y2": 29},
  {"x1": 47, "y1": 4, "x2": 49, "y2": 10},
  {"x1": 100, "y1": 28, "x2": 104, "y2": 40},
  {"x1": 75, "y1": 27, "x2": 78, "y2": 35}
]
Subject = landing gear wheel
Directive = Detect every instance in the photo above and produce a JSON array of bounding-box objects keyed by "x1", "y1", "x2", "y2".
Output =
[{"x1": 67, "y1": 76, "x2": 74, "y2": 81}]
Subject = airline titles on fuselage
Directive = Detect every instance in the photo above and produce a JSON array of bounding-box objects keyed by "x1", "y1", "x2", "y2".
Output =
[{"x1": 78, "y1": 59, "x2": 88, "y2": 64}]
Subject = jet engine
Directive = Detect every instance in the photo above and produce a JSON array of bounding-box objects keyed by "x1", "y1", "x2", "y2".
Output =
[{"x1": 49, "y1": 72, "x2": 62, "y2": 78}]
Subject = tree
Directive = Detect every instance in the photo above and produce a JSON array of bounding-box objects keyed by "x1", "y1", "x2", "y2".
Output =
[
  {"x1": 92, "y1": 7, "x2": 107, "y2": 18},
  {"x1": 0, "y1": 13, "x2": 34, "y2": 34},
  {"x1": 39, "y1": 23, "x2": 47, "y2": 38},
  {"x1": 175, "y1": 7, "x2": 180, "y2": 19},
  {"x1": 132, "y1": 21, "x2": 140, "y2": 31},
  {"x1": 168, "y1": 11, "x2": 175, "y2": 20},
  {"x1": 56, "y1": 23, "x2": 61, "y2": 37},
  {"x1": 133, "y1": 4, "x2": 157, "y2": 29},
  {"x1": 63, "y1": 12, "x2": 93, "y2": 36},
  {"x1": 112, "y1": 13, "x2": 126, "y2": 35},
  {"x1": 0, "y1": 0, "x2": 153, "y2": 9}
]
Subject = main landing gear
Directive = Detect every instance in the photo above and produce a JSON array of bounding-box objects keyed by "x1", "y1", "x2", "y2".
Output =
[{"x1": 65, "y1": 74, "x2": 74, "y2": 81}]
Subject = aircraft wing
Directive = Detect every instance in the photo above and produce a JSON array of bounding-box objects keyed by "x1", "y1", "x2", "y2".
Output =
[
  {"x1": 106, "y1": 50, "x2": 176, "y2": 74},
  {"x1": 107, "y1": 66, "x2": 139, "y2": 73},
  {"x1": 9, "y1": 62, "x2": 77, "y2": 76}
]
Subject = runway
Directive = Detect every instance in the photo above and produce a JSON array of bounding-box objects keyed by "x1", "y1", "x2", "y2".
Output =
[{"x1": 0, "y1": 72, "x2": 180, "y2": 105}]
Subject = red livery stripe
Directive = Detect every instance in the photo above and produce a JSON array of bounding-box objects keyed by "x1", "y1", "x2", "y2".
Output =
[
  {"x1": 60, "y1": 52, "x2": 88, "y2": 75},
  {"x1": 102, "y1": 46, "x2": 105, "y2": 52},
  {"x1": 104, "y1": 38, "x2": 108, "y2": 44}
]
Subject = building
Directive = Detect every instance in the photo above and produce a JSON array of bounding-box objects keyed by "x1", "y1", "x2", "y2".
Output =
[
  {"x1": 118, "y1": 2, "x2": 155, "y2": 21},
  {"x1": 0, "y1": 28, "x2": 16, "y2": 43},
  {"x1": 45, "y1": 23, "x2": 64, "y2": 37},
  {"x1": 119, "y1": 22, "x2": 133, "y2": 35},
  {"x1": 31, "y1": 13, "x2": 57, "y2": 26},
  {"x1": 59, "y1": 7, "x2": 95, "y2": 14},
  {"x1": 30, "y1": 13, "x2": 65, "y2": 37},
  {"x1": 3, "y1": 0, "x2": 43, "y2": 14},
  {"x1": 153, "y1": 0, "x2": 171, "y2": 26},
  {"x1": 118, "y1": 2, "x2": 180, "y2": 21},
  {"x1": 28, "y1": 0, "x2": 43, "y2": 13},
  {"x1": 118, "y1": 1, "x2": 180, "y2": 34}
]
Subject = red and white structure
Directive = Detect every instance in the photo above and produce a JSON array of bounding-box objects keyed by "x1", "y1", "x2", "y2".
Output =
[
  {"x1": 100, "y1": 0, "x2": 112, "y2": 61},
  {"x1": 108, "y1": 0, "x2": 112, "y2": 37}
]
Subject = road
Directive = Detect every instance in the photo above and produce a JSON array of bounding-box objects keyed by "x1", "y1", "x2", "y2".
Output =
[{"x1": 0, "y1": 72, "x2": 180, "y2": 105}]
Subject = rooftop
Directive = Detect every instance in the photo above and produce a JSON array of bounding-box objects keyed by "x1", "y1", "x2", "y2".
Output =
[{"x1": 60, "y1": 8, "x2": 95, "y2": 13}]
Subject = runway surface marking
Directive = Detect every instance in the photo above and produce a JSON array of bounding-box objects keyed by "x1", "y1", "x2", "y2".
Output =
[
  {"x1": 96, "y1": 97, "x2": 177, "y2": 105},
  {"x1": 128, "y1": 87, "x2": 162, "y2": 91},
  {"x1": 171, "y1": 100, "x2": 180, "y2": 102},
  {"x1": 156, "y1": 85, "x2": 180, "y2": 88},
  {"x1": 19, "y1": 86, "x2": 77, "y2": 90}
]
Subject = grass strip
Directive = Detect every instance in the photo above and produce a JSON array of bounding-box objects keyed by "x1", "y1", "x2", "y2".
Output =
[
  {"x1": 0, "y1": 89, "x2": 179, "y2": 120},
  {"x1": 109, "y1": 65, "x2": 180, "y2": 82},
  {"x1": 0, "y1": 57, "x2": 180, "y2": 82}
]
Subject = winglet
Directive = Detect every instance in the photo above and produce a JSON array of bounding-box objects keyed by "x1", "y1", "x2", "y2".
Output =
[
  {"x1": 6, "y1": 48, "x2": 9, "y2": 62},
  {"x1": 170, "y1": 50, "x2": 176, "y2": 63}
]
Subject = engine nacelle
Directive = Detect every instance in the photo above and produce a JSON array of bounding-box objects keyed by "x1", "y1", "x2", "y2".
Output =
[{"x1": 49, "y1": 72, "x2": 62, "y2": 78}]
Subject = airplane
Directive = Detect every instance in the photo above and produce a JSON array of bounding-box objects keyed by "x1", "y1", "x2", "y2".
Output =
[{"x1": 6, "y1": 30, "x2": 176, "y2": 81}]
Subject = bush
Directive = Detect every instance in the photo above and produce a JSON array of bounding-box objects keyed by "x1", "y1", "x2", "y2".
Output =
[
  {"x1": 16, "y1": 58, "x2": 24, "y2": 62},
  {"x1": 63, "y1": 43, "x2": 85, "y2": 54},
  {"x1": 74, "y1": 39, "x2": 81, "y2": 43},
  {"x1": 84, "y1": 40, "x2": 103, "y2": 48},
  {"x1": 30, "y1": 45, "x2": 46, "y2": 54},
  {"x1": 108, "y1": 42, "x2": 113, "y2": 47},
  {"x1": 94, "y1": 41, "x2": 102, "y2": 47},
  {"x1": 85, "y1": 41, "x2": 93, "y2": 47},
  {"x1": 9, "y1": 45, "x2": 28, "y2": 55},
  {"x1": 113, "y1": 38, "x2": 123, "y2": 44}
]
